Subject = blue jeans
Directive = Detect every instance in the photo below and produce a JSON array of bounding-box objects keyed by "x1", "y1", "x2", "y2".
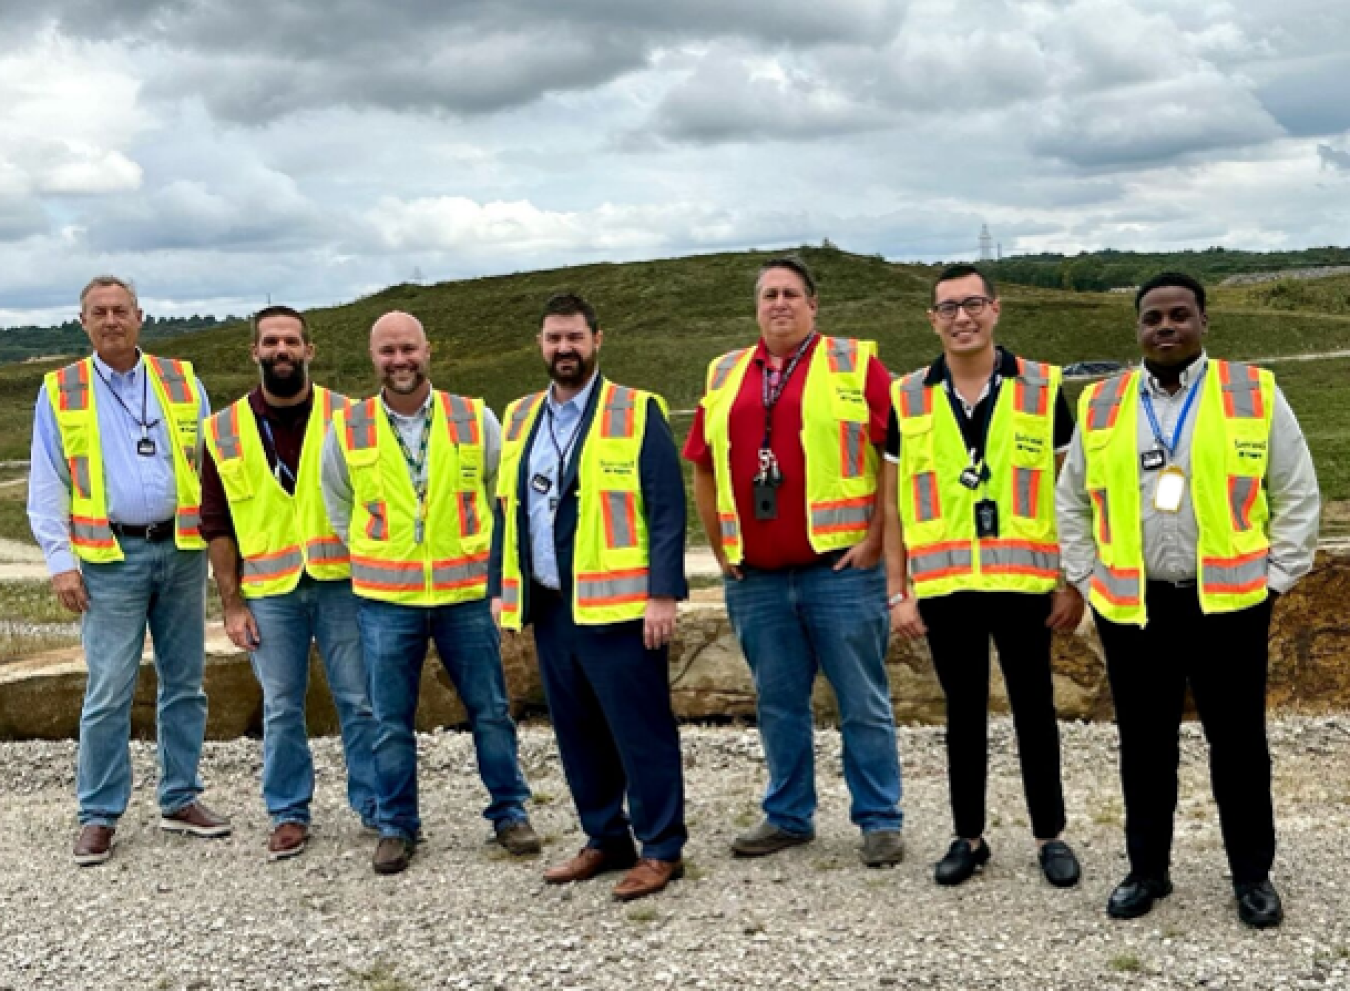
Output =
[
  {"x1": 78, "y1": 540, "x2": 208, "y2": 826},
  {"x1": 356, "y1": 596, "x2": 530, "y2": 840},
  {"x1": 247, "y1": 577, "x2": 379, "y2": 827},
  {"x1": 724, "y1": 557, "x2": 902, "y2": 835}
]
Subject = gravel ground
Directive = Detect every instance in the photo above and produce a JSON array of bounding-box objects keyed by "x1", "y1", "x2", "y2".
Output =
[{"x1": 2, "y1": 717, "x2": 1349, "y2": 991}]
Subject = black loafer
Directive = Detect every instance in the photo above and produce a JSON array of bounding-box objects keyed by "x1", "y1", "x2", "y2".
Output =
[
  {"x1": 1235, "y1": 879, "x2": 1284, "y2": 929},
  {"x1": 1107, "y1": 874, "x2": 1173, "y2": 919},
  {"x1": 1038, "y1": 840, "x2": 1082, "y2": 888},
  {"x1": 934, "y1": 838, "x2": 991, "y2": 886}
]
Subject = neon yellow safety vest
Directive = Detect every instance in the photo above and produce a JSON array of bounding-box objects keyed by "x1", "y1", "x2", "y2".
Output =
[
  {"x1": 332, "y1": 391, "x2": 491, "y2": 606},
  {"x1": 497, "y1": 380, "x2": 667, "y2": 630},
  {"x1": 203, "y1": 387, "x2": 352, "y2": 599},
  {"x1": 1078, "y1": 360, "x2": 1274, "y2": 626},
  {"x1": 45, "y1": 355, "x2": 206, "y2": 563},
  {"x1": 893, "y1": 358, "x2": 1062, "y2": 598},
  {"x1": 701, "y1": 336, "x2": 878, "y2": 565}
]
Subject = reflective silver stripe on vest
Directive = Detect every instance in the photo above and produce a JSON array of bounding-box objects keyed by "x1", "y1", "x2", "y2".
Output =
[
  {"x1": 1092, "y1": 561, "x2": 1139, "y2": 603},
  {"x1": 306, "y1": 541, "x2": 349, "y2": 563},
  {"x1": 898, "y1": 372, "x2": 928, "y2": 418},
  {"x1": 604, "y1": 386, "x2": 636, "y2": 438},
  {"x1": 577, "y1": 573, "x2": 647, "y2": 603},
  {"x1": 910, "y1": 546, "x2": 973, "y2": 579},
  {"x1": 1015, "y1": 361, "x2": 1050, "y2": 415},
  {"x1": 1229, "y1": 476, "x2": 1258, "y2": 532},
  {"x1": 177, "y1": 509, "x2": 201, "y2": 533},
  {"x1": 1090, "y1": 488, "x2": 1112, "y2": 544},
  {"x1": 72, "y1": 519, "x2": 113, "y2": 543},
  {"x1": 507, "y1": 395, "x2": 541, "y2": 441},
  {"x1": 1087, "y1": 375, "x2": 1129, "y2": 430},
  {"x1": 213, "y1": 409, "x2": 242, "y2": 461},
  {"x1": 811, "y1": 502, "x2": 873, "y2": 532},
  {"x1": 347, "y1": 403, "x2": 379, "y2": 450},
  {"x1": 70, "y1": 456, "x2": 92, "y2": 499},
  {"x1": 432, "y1": 558, "x2": 489, "y2": 588},
  {"x1": 151, "y1": 358, "x2": 192, "y2": 404},
  {"x1": 1203, "y1": 556, "x2": 1266, "y2": 592},
  {"x1": 841, "y1": 422, "x2": 865, "y2": 479},
  {"x1": 57, "y1": 364, "x2": 89, "y2": 410},
  {"x1": 827, "y1": 338, "x2": 858, "y2": 373},
  {"x1": 352, "y1": 561, "x2": 422, "y2": 589},
  {"x1": 242, "y1": 548, "x2": 304, "y2": 580},
  {"x1": 458, "y1": 492, "x2": 481, "y2": 536},
  {"x1": 1222, "y1": 362, "x2": 1261, "y2": 419},
  {"x1": 605, "y1": 492, "x2": 636, "y2": 548},
  {"x1": 1013, "y1": 467, "x2": 1037, "y2": 517},
  {"x1": 981, "y1": 544, "x2": 1059, "y2": 574},
  {"x1": 915, "y1": 472, "x2": 939, "y2": 522},
  {"x1": 446, "y1": 395, "x2": 477, "y2": 443},
  {"x1": 365, "y1": 502, "x2": 387, "y2": 540},
  {"x1": 711, "y1": 351, "x2": 746, "y2": 391},
  {"x1": 720, "y1": 515, "x2": 739, "y2": 543},
  {"x1": 502, "y1": 580, "x2": 520, "y2": 609}
]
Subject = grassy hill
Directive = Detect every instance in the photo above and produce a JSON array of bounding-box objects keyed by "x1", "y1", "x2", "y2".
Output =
[{"x1": 1, "y1": 246, "x2": 1347, "y2": 542}]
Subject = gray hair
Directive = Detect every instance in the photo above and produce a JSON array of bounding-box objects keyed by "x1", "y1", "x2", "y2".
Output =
[{"x1": 79, "y1": 275, "x2": 139, "y2": 312}]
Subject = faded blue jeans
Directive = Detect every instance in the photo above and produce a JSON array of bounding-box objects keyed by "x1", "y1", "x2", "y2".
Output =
[
  {"x1": 78, "y1": 540, "x2": 208, "y2": 826},
  {"x1": 724, "y1": 556, "x2": 903, "y2": 835},
  {"x1": 356, "y1": 596, "x2": 530, "y2": 841},
  {"x1": 246, "y1": 576, "x2": 379, "y2": 827}
]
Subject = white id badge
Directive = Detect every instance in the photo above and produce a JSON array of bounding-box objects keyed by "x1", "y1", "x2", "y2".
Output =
[{"x1": 1153, "y1": 465, "x2": 1186, "y2": 513}]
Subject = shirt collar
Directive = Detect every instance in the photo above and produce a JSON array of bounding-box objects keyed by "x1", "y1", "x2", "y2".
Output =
[
  {"x1": 1143, "y1": 351, "x2": 1208, "y2": 396},
  {"x1": 91, "y1": 349, "x2": 144, "y2": 383},
  {"x1": 547, "y1": 370, "x2": 600, "y2": 415},
  {"x1": 381, "y1": 388, "x2": 434, "y2": 421},
  {"x1": 754, "y1": 333, "x2": 820, "y2": 365},
  {"x1": 922, "y1": 346, "x2": 1019, "y2": 387}
]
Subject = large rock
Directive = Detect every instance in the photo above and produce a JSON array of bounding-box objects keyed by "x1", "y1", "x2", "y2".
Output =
[{"x1": 2, "y1": 550, "x2": 1348, "y2": 741}]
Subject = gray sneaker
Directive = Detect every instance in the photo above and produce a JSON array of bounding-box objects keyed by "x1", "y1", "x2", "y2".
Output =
[
  {"x1": 495, "y1": 820, "x2": 542, "y2": 856},
  {"x1": 860, "y1": 828, "x2": 905, "y2": 868},
  {"x1": 731, "y1": 820, "x2": 814, "y2": 858}
]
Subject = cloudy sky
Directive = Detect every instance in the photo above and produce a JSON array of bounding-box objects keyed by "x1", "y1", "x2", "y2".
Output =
[{"x1": 1, "y1": 0, "x2": 1348, "y2": 325}]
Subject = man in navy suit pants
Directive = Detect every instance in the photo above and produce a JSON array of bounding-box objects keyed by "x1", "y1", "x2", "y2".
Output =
[{"x1": 490, "y1": 292, "x2": 689, "y2": 901}]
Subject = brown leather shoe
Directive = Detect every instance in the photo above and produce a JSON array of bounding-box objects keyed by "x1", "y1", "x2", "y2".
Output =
[
  {"x1": 73, "y1": 825, "x2": 115, "y2": 866},
  {"x1": 372, "y1": 836, "x2": 415, "y2": 875},
  {"x1": 159, "y1": 801, "x2": 232, "y2": 838},
  {"x1": 267, "y1": 823, "x2": 310, "y2": 862},
  {"x1": 544, "y1": 846, "x2": 637, "y2": 884},
  {"x1": 613, "y1": 858, "x2": 684, "y2": 901}
]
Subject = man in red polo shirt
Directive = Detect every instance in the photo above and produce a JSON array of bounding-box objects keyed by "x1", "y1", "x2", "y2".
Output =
[{"x1": 684, "y1": 255, "x2": 904, "y2": 867}]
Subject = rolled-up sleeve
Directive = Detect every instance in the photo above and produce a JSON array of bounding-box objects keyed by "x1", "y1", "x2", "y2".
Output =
[
  {"x1": 1264, "y1": 386, "x2": 1320, "y2": 594},
  {"x1": 27, "y1": 384, "x2": 78, "y2": 576},
  {"x1": 1055, "y1": 425, "x2": 1096, "y2": 599}
]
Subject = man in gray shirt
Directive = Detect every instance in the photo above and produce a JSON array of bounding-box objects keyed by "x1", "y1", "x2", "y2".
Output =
[{"x1": 1057, "y1": 272, "x2": 1319, "y2": 929}]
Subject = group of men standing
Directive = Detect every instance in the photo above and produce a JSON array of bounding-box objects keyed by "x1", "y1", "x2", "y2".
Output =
[{"x1": 28, "y1": 259, "x2": 1319, "y2": 922}]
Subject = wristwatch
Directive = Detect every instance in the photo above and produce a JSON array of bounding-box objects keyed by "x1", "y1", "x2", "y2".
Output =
[{"x1": 887, "y1": 591, "x2": 908, "y2": 609}]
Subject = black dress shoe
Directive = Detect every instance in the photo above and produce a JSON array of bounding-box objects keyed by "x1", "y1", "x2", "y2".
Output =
[
  {"x1": 934, "y1": 838, "x2": 990, "y2": 886},
  {"x1": 1038, "y1": 840, "x2": 1082, "y2": 888},
  {"x1": 1235, "y1": 879, "x2": 1284, "y2": 929},
  {"x1": 1107, "y1": 874, "x2": 1173, "y2": 919}
]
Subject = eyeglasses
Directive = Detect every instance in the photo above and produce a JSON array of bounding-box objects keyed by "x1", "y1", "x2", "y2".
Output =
[{"x1": 931, "y1": 296, "x2": 992, "y2": 320}]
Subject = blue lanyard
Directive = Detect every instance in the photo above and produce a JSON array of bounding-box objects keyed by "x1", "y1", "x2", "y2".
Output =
[
  {"x1": 1139, "y1": 371, "x2": 1203, "y2": 458},
  {"x1": 259, "y1": 418, "x2": 297, "y2": 487}
]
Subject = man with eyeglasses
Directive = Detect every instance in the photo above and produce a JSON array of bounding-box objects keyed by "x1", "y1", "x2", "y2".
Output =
[
  {"x1": 1057, "y1": 271, "x2": 1319, "y2": 928},
  {"x1": 884, "y1": 264, "x2": 1083, "y2": 889},
  {"x1": 200, "y1": 305, "x2": 379, "y2": 861},
  {"x1": 685, "y1": 255, "x2": 905, "y2": 868},
  {"x1": 28, "y1": 275, "x2": 230, "y2": 866}
]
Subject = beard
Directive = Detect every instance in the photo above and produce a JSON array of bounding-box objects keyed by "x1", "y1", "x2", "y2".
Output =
[
  {"x1": 547, "y1": 350, "x2": 597, "y2": 388},
  {"x1": 383, "y1": 364, "x2": 428, "y2": 396},
  {"x1": 260, "y1": 356, "x2": 308, "y2": 397}
]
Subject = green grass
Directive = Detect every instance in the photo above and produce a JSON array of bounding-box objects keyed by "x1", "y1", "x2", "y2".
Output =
[
  {"x1": 345, "y1": 961, "x2": 414, "y2": 991},
  {"x1": 0, "y1": 580, "x2": 75, "y2": 623},
  {"x1": 1108, "y1": 952, "x2": 1144, "y2": 973}
]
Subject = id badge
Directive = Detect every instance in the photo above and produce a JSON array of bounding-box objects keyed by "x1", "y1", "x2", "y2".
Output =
[
  {"x1": 136, "y1": 437, "x2": 157, "y2": 457},
  {"x1": 1140, "y1": 448, "x2": 1166, "y2": 472},
  {"x1": 753, "y1": 478, "x2": 779, "y2": 521},
  {"x1": 974, "y1": 499, "x2": 999, "y2": 538},
  {"x1": 1153, "y1": 465, "x2": 1186, "y2": 513}
]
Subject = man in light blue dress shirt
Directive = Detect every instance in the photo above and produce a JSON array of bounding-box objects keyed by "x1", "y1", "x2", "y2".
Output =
[{"x1": 28, "y1": 276, "x2": 231, "y2": 866}]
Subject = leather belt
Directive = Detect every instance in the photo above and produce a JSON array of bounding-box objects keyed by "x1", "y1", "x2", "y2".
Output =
[{"x1": 110, "y1": 520, "x2": 176, "y2": 542}]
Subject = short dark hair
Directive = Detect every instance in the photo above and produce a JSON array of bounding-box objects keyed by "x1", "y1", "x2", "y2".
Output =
[
  {"x1": 932, "y1": 264, "x2": 996, "y2": 304},
  {"x1": 1134, "y1": 272, "x2": 1206, "y2": 314},
  {"x1": 252, "y1": 305, "x2": 309, "y2": 343},
  {"x1": 540, "y1": 292, "x2": 598, "y2": 333},
  {"x1": 756, "y1": 255, "x2": 818, "y2": 298}
]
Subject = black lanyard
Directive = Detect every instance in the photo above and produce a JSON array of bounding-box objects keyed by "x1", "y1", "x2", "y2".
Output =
[
  {"x1": 945, "y1": 369, "x2": 1001, "y2": 476},
  {"x1": 544, "y1": 402, "x2": 583, "y2": 486},
  {"x1": 93, "y1": 361, "x2": 160, "y2": 439},
  {"x1": 759, "y1": 332, "x2": 816, "y2": 451}
]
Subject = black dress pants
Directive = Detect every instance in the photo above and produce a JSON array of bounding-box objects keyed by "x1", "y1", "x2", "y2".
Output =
[
  {"x1": 918, "y1": 590, "x2": 1067, "y2": 841},
  {"x1": 1095, "y1": 583, "x2": 1275, "y2": 886}
]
